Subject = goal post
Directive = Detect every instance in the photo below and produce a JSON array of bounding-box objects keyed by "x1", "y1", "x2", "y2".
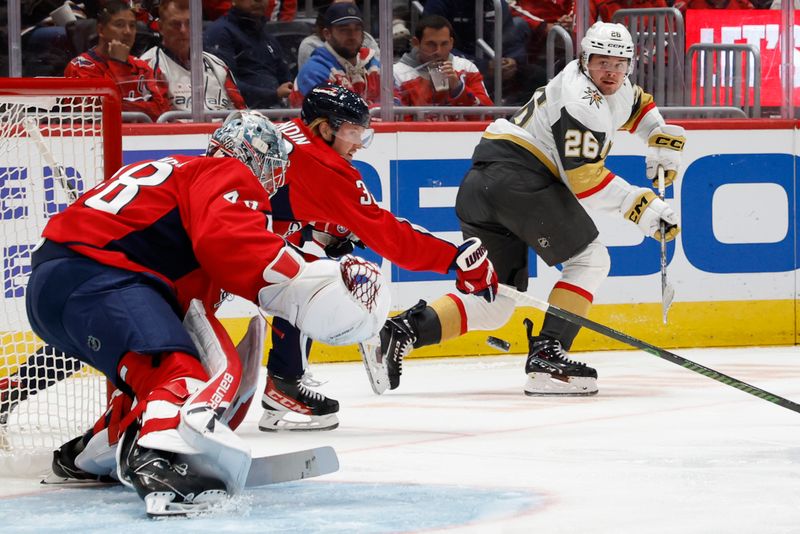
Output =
[{"x1": 0, "y1": 78, "x2": 122, "y2": 476}]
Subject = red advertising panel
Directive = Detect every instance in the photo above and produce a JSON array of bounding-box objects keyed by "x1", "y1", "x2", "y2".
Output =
[{"x1": 685, "y1": 9, "x2": 797, "y2": 107}]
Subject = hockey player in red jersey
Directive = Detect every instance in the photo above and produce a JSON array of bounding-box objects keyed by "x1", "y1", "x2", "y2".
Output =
[
  {"x1": 25, "y1": 111, "x2": 390, "y2": 515},
  {"x1": 254, "y1": 83, "x2": 499, "y2": 430}
]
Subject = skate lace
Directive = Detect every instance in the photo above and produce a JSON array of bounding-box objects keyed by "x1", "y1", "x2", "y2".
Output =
[
  {"x1": 173, "y1": 463, "x2": 188, "y2": 476},
  {"x1": 301, "y1": 372, "x2": 328, "y2": 388},
  {"x1": 297, "y1": 381, "x2": 325, "y2": 402},
  {"x1": 540, "y1": 339, "x2": 586, "y2": 368},
  {"x1": 393, "y1": 338, "x2": 414, "y2": 374}
]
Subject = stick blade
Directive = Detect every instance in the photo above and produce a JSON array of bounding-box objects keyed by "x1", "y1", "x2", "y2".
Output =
[{"x1": 245, "y1": 446, "x2": 339, "y2": 487}]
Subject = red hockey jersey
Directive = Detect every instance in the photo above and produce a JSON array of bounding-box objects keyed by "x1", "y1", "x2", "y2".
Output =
[
  {"x1": 273, "y1": 118, "x2": 458, "y2": 274},
  {"x1": 42, "y1": 155, "x2": 287, "y2": 311},
  {"x1": 64, "y1": 48, "x2": 172, "y2": 122}
]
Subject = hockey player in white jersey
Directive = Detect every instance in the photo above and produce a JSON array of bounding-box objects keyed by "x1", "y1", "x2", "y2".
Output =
[{"x1": 361, "y1": 22, "x2": 685, "y2": 396}]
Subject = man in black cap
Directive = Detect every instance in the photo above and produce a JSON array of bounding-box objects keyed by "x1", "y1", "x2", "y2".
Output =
[{"x1": 290, "y1": 2, "x2": 382, "y2": 106}]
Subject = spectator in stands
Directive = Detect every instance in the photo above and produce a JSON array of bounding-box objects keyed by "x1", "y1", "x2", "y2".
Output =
[
  {"x1": 297, "y1": 1, "x2": 380, "y2": 71},
  {"x1": 64, "y1": 0, "x2": 171, "y2": 121},
  {"x1": 141, "y1": 0, "x2": 246, "y2": 112},
  {"x1": 590, "y1": 0, "x2": 668, "y2": 23},
  {"x1": 204, "y1": 0, "x2": 294, "y2": 109},
  {"x1": 394, "y1": 15, "x2": 492, "y2": 108},
  {"x1": 203, "y1": 0, "x2": 232, "y2": 20},
  {"x1": 265, "y1": 0, "x2": 297, "y2": 20},
  {"x1": 423, "y1": 0, "x2": 543, "y2": 105},
  {"x1": 509, "y1": 0, "x2": 574, "y2": 36},
  {"x1": 673, "y1": 0, "x2": 753, "y2": 9},
  {"x1": 290, "y1": 2, "x2": 381, "y2": 106}
]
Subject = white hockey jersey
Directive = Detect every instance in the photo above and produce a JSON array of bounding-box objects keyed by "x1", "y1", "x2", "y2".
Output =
[
  {"x1": 140, "y1": 46, "x2": 246, "y2": 112},
  {"x1": 473, "y1": 60, "x2": 664, "y2": 204}
]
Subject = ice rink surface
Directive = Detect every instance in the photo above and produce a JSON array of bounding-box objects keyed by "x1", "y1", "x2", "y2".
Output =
[{"x1": 1, "y1": 346, "x2": 798, "y2": 533}]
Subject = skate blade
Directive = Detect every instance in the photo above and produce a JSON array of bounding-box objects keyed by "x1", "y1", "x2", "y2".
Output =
[
  {"x1": 358, "y1": 340, "x2": 389, "y2": 395},
  {"x1": 144, "y1": 489, "x2": 228, "y2": 517},
  {"x1": 523, "y1": 374, "x2": 598, "y2": 397},
  {"x1": 258, "y1": 410, "x2": 339, "y2": 432},
  {"x1": 41, "y1": 472, "x2": 119, "y2": 486}
]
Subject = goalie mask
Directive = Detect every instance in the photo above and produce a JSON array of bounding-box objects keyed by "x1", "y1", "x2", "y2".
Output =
[
  {"x1": 207, "y1": 111, "x2": 290, "y2": 197},
  {"x1": 301, "y1": 83, "x2": 374, "y2": 148},
  {"x1": 580, "y1": 22, "x2": 635, "y2": 77}
]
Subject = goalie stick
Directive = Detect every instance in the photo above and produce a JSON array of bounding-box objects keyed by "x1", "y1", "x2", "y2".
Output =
[
  {"x1": 42, "y1": 446, "x2": 339, "y2": 487},
  {"x1": 497, "y1": 284, "x2": 800, "y2": 414},
  {"x1": 22, "y1": 117, "x2": 79, "y2": 204}
]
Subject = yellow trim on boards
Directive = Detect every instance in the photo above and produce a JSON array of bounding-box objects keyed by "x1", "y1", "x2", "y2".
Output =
[
  {"x1": 2, "y1": 300, "x2": 791, "y2": 379},
  {"x1": 218, "y1": 299, "x2": 796, "y2": 365}
]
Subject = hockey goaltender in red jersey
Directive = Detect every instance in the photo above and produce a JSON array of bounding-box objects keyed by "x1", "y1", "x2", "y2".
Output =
[{"x1": 25, "y1": 111, "x2": 391, "y2": 516}]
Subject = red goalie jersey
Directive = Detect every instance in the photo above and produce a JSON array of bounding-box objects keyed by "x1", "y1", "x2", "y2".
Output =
[
  {"x1": 42, "y1": 155, "x2": 287, "y2": 311},
  {"x1": 273, "y1": 118, "x2": 459, "y2": 274}
]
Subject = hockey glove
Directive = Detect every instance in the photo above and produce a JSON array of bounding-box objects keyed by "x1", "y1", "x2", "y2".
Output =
[
  {"x1": 303, "y1": 222, "x2": 365, "y2": 260},
  {"x1": 646, "y1": 124, "x2": 686, "y2": 187},
  {"x1": 623, "y1": 188, "x2": 680, "y2": 241},
  {"x1": 452, "y1": 237, "x2": 498, "y2": 302}
]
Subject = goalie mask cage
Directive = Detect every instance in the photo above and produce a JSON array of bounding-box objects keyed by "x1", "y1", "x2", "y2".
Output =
[{"x1": 0, "y1": 78, "x2": 122, "y2": 476}]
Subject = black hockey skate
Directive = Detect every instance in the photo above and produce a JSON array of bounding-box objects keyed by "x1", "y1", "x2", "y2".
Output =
[
  {"x1": 359, "y1": 301, "x2": 424, "y2": 394},
  {"x1": 259, "y1": 372, "x2": 339, "y2": 432},
  {"x1": 125, "y1": 443, "x2": 228, "y2": 516},
  {"x1": 523, "y1": 319, "x2": 598, "y2": 396},
  {"x1": 45, "y1": 434, "x2": 118, "y2": 484}
]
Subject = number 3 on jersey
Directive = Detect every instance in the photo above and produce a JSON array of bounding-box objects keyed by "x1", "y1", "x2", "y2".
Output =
[
  {"x1": 564, "y1": 129, "x2": 600, "y2": 159},
  {"x1": 85, "y1": 161, "x2": 173, "y2": 214}
]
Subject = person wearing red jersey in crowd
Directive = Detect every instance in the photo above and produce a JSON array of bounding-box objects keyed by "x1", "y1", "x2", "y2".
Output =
[
  {"x1": 289, "y1": 3, "x2": 381, "y2": 107},
  {"x1": 64, "y1": 0, "x2": 170, "y2": 121},
  {"x1": 265, "y1": 0, "x2": 297, "y2": 20},
  {"x1": 141, "y1": 0, "x2": 246, "y2": 111},
  {"x1": 590, "y1": 0, "x2": 668, "y2": 23},
  {"x1": 256, "y1": 83, "x2": 499, "y2": 430},
  {"x1": 673, "y1": 0, "x2": 754, "y2": 10},
  {"x1": 509, "y1": 0, "x2": 576, "y2": 34},
  {"x1": 393, "y1": 15, "x2": 493, "y2": 109},
  {"x1": 25, "y1": 111, "x2": 391, "y2": 514}
]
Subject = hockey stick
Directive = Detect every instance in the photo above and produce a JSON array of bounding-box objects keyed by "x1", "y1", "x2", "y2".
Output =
[
  {"x1": 657, "y1": 166, "x2": 675, "y2": 324},
  {"x1": 245, "y1": 446, "x2": 339, "y2": 487},
  {"x1": 43, "y1": 446, "x2": 339, "y2": 487},
  {"x1": 22, "y1": 117, "x2": 79, "y2": 204},
  {"x1": 497, "y1": 284, "x2": 800, "y2": 414}
]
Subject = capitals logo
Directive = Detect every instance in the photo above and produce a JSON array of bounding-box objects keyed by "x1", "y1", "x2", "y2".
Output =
[{"x1": 582, "y1": 87, "x2": 603, "y2": 109}]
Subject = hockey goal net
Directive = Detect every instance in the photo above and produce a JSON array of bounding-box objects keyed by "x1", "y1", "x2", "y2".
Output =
[{"x1": 0, "y1": 78, "x2": 122, "y2": 476}]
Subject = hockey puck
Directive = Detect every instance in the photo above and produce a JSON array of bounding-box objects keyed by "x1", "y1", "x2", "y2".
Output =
[{"x1": 486, "y1": 336, "x2": 511, "y2": 352}]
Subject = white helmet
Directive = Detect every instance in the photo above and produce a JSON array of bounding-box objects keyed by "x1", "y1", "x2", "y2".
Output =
[{"x1": 580, "y1": 22, "x2": 634, "y2": 75}]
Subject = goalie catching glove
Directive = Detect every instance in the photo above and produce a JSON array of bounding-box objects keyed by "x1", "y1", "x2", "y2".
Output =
[
  {"x1": 452, "y1": 238, "x2": 498, "y2": 302},
  {"x1": 646, "y1": 124, "x2": 685, "y2": 187},
  {"x1": 623, "y1": 188, "x2": 680, "y2": 241},
  {"x1": 259, "y1": 246, "x2": 390, "y2": 345}
]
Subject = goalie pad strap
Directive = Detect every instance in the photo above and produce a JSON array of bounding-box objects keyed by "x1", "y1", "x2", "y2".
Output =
[{"x1": 141, "y1": 414, "x2": 181, "y2": 435}]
